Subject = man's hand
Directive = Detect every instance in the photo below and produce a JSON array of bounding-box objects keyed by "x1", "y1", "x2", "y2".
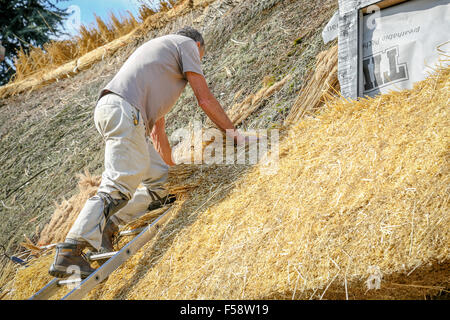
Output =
[
  {"x1": 224, "y1": 129, "x2": 254, "y2": 145},
  {"x1": 244, "y1": 135, "x2": 262, "y2": 144},
  {"x1": 231, "y1": 131, "x2": 264, "y2": 146}
]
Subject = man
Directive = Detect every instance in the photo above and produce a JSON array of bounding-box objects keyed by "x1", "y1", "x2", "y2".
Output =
[{"x1": 49, "y1": 27, "x2": 253, "y2": 278}]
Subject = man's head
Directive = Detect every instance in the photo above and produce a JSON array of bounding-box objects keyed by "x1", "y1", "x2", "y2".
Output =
[{"x1": 176, "y1": 27, "x2": 205, "y2": 60}]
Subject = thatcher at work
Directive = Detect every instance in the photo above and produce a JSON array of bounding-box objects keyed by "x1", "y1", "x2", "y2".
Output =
[{"x1": 49, "y1": 27, "x2": 257, "y2": 278}]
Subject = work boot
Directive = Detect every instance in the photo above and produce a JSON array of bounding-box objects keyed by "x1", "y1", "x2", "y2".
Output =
[
  {"x1": 48, "y1": 241, "x2": 96, "y2": 279},
  {"x1": 98, "y1": 218, "x2": 119, "y2": 254},
  {"x1": 147, "y1": 190, "x2": 177, "y2": 211}
]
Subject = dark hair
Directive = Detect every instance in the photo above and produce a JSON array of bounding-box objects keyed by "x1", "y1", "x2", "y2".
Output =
[{"x1": 176, "y1": 26, "x2": 204, "y2": 46}]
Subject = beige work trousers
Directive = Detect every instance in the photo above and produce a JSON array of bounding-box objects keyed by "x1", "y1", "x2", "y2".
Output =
[{"x1": 66, "y1": 93, "x2": 169, "y2": 250}]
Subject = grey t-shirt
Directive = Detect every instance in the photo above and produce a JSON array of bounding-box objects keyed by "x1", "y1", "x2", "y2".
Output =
[{"x1": 100, "y1": 34, "x2": 204, "y2": 133}]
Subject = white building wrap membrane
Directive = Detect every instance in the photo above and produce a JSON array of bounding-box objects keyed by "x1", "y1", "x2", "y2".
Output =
[{"x1": 362, "y1": 0, "x2": 450, "y2": 96}]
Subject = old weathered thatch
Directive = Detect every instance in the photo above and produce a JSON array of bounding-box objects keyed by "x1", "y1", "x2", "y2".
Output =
[{"x1": 37, "y1": 170, "x2": 101, "y2": 246}]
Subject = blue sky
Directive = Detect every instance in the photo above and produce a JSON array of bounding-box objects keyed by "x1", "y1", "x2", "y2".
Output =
[{"x1": 56, "y1": 0, "x2": 159, "y2": 38}]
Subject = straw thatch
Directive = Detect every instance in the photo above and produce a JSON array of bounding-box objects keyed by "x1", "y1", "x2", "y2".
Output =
[
  {"x1": 96, "y1": 65, "x2": 448, "y2": 300},
  {"x1": 6, "y1": 62, "x2": 449, "y2": 300}
]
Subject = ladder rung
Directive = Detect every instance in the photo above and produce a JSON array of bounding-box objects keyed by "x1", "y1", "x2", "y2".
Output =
[
  {"x1": 88, "y1": 251, "x2": 118, "y2": 261},
  {"x1": 58, "y1": 279, "x2": 82, "y2": 286},
  {"x1": 119, "y1": 227, "x2": 146, "y2": 237},
  {"x1": 40, "y1": 244, "x2": 57, "y2": 250}
]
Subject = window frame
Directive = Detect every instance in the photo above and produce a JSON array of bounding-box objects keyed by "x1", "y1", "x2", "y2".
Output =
[{"x1": 337, "y1": 0, "x2": 411, "y2": 99}]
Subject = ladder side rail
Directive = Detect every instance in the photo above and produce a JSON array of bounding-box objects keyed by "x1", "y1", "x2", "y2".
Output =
[{"x1": 61, "y1": 207, "x2": 174, "y2": 300}]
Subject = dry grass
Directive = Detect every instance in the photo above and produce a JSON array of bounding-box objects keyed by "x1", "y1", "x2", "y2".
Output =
[
  {"x1": 0, "y1": 261, "x2": 16, "y2": 299},
  {"x1": 5, "y1": 63, "x2": 448, "y2": 300},
  {"x1": 3, "y1": 253, "x2": 69, "y2": 300}
]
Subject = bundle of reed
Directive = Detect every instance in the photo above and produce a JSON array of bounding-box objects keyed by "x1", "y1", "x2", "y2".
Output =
[
  {"x1": 284, "y1": 45, "x2": 339, "y2": 124},
  {"x1": 227, "y1": 74, "x2": 292, "y2": 126},
  {"x1": 36, "y1": 161, "x2": 209, "y2": 247}
]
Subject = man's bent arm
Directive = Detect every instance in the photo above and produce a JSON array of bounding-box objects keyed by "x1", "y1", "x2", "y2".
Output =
[
  {"x1": 151, "y1": 117, "x2": 176, "y2": 167},
  {"x1": 186, "y1": 71, "x2": 240, "y2": 140}
]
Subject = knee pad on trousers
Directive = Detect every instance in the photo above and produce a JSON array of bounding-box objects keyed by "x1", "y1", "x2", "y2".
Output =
[{"x1": 97, "y1": 192, "x2": 128, "y2": 221}]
